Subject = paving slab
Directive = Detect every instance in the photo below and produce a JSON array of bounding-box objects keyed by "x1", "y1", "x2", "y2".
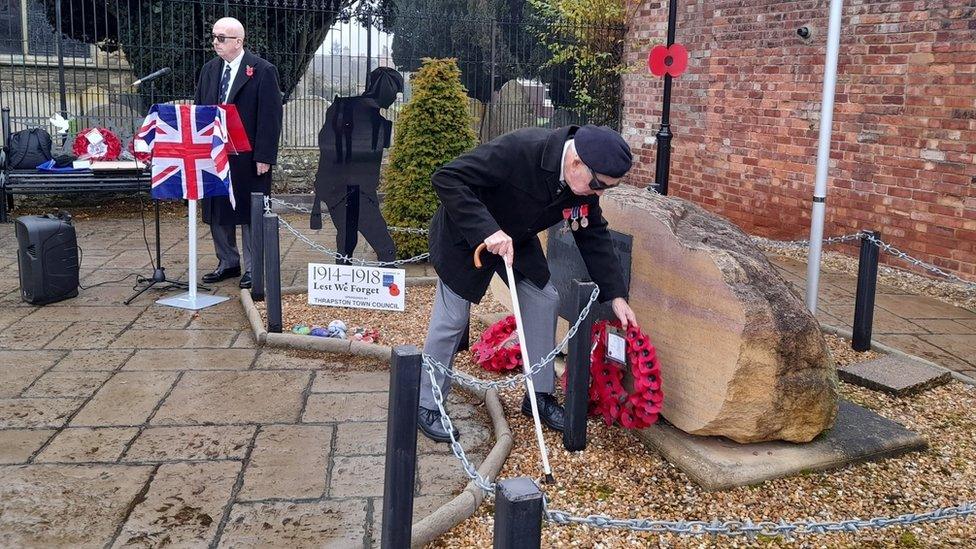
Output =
[
  {"x1": 122, "y1": 349, "x2": 257, "y2": 371},
  {"x1": 238, "y1": 425, "x2": 332, "y2": 501},
  {"x1": 35, "y1": 427, "x2": 139, "y2": 463},
  {"x1": 0, "y1": 464, "x2": 152, "y2": 547},
  {"x1": 0, "y1": 429, "x2": 55, "y2": 464},
  {"x1": 0, "y1": 321, "x2": 64, "y2": 350},
  {"x1": 22, "y1": 371, "x2": 113, "y2": 398},
  {"x1": 874, "y1": 294, "x2": 976, "y2": 320},
  {"x1": 838, "y1": 355, "x2": 953, "y2": 396},
  {"x1": 110, "y1": 328, "x2": 238, "y2": 349},
  {"x1": 329, "y1": 455, "x2": 386, "y2": 497},
  {"x1": 302, "y1": 392, "x2": 389, "y2": 423},
  {"x1": 913, "y1": 318, "x2": 976, "y2": 335},
  {"x1": 152, "y1": 371, "x2": 310, "y2": 425},
  {"x1": 122, "y1": 425, "x2": 256, "y2": 462},
  {"x1": 918, "y1": 334, "x2": 976, "y2": 368},
  {"x1": 218, "y1": 499, "x2": 368, "y2": 548},
  {"x1": 0, "y1": 398, "x2": 83, "y2": 429},
  {"x1": 23, "y1": 305, "x2": 142, "y2": 323},
  {"x1": 874, "y1": 334, "x2": 975, "y2": 372},
  {"x1": 114, "y1": 461, "x2": 241, "y2": 548},
  {"x1": 310, "y1": 370, "x2": 389, "y2": 393},
  {"x1": 70, "y1": 371, "x2": 179, "y2": 427},
  {"x1": 0, "y1": 361, "x2": 51, "y2": 398},
  {"x1": 637, "y1": 400, "x2": 927, "y2": 491},
  {"x1": 44, "y1": 321, "x2": 130, "y2": 350},
  {"x1": 51, "y1": 349, "x2": 134, "y2": 372}
]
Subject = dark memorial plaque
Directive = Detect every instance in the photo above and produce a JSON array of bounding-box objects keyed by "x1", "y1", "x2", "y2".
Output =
[{"x1": 546, "y1": 226, "x2": 632, "y2": 322}]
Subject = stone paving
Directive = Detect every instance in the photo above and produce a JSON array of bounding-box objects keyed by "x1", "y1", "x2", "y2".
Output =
[
  {"x1": 0, "y1": 214, "x2": 485, "y2": 548},
  {"x1": 770, "y1": 257, "x2": 976, "y2": 381},
  {"x1": 2, "y1": 211, "x2": 974, "y2": 547}
]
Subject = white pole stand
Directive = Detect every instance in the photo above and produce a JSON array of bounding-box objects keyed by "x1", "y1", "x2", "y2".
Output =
[{"x1": 157, "y1": 199, "x2": 230, "y2": 310}]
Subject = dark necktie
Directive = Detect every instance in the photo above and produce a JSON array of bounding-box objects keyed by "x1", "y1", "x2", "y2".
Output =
[{"x1": 218, "y1": 63, "x2": 231, "y2": 103}]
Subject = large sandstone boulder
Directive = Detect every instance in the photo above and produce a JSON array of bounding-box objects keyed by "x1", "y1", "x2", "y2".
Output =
[
  {"x1": 489, "y1": 186, "x2": 838, "y2": 443},
  {"x1": 598, "y1": 187, "x2": 837, "y2": 443}
]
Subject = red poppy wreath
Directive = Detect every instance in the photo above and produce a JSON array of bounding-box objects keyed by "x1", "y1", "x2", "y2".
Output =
[
  {"x1": 587, "y1": 320, "x2": 663, "y2": 429},
  {"x1": 472, "y1": 315, "x2": 523, "y2": 373},
  {"x1": 72, "y1": 127, "x2": 122, "y2": 161}
]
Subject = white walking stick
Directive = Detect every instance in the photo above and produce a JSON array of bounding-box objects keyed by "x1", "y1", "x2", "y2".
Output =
[{"x1": 475, "y1": 243, "x2": 555, "y2": 483}]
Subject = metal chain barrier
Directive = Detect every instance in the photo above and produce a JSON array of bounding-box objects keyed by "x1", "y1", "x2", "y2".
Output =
[
  {"x1": 275, "y1": 215, "x2": 430, "y2": 267},
  {"x1": 268, "y1": 197, "x2": 429, "y2": 235},
  {"x1": 755, "y1": 231, "x2": 976, "y2": 290},
  {"x1": 424, "y1": 360, "x2": 498, "y2": 494},
  {"x1": 421, "y1": 286, "x2": 600, "y2": 393},
  {"x1": 861, "y1": 233, "x2": 976, "y2": 290},
  {"x1": 544, "y1": 500, "x2": 976, "y2": 538}
]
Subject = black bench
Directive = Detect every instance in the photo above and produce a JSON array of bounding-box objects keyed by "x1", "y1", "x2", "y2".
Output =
[{"x1": 1, "y1": 107, "x2": 150, "y2": 223}]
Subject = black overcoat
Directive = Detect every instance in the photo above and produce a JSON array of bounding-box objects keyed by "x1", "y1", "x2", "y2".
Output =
[
  {"x1": 429, "y1": 126, "x2": 628, "y2": 304},
  {"x1": 194, "y1": 51, "x2": 283, "y2": 226}
]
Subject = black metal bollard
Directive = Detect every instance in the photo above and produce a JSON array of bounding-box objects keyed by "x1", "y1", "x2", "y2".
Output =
[
  {"x1": 493, "y1": 477, "x2": 544, "y2": 549},
  {"x1": 852, "y1": 230, "x2": 880, "y2": 352},
  {"x1": 564, "y1": 279, "x2": 597, "y2": 452},
  {"x1": 263, "y1": 213, "x2": 282, "y2": 333},
  {"x1": 249, "y1": 193, "x2": 265, "y2": 302},
  {"x1": 381, "y1": 346, "x2": 422, "y2": 549}
]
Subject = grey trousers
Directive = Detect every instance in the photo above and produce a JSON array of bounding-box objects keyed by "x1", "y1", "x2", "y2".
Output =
[
  {"x1": 210, "y1": 223, "x2": 253, "y2": 273},
  {"x1": 420, "y1": 278, "x2": 559, "y2": 410}
]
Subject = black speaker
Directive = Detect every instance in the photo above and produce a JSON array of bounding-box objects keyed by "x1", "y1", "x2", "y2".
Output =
[{"x1": 15, "y1": 213, "x2": 79, "y2": 305}]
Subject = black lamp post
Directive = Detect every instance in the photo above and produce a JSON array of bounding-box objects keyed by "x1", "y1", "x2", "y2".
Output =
[{"x1": 654, "y1": 0, "x2": 679, "y2": 195}]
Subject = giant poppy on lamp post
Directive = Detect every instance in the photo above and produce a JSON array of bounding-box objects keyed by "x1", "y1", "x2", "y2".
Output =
[{"x1": 648, "y1": 43, "x2": 688, "y2": 78}]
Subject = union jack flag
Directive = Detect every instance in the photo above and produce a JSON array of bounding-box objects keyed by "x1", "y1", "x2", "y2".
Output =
[{"x1": 135, "y1": 104, "x2": 234, "y2": 206}]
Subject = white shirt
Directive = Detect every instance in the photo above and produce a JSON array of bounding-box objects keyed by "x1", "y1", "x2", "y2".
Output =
[
  {"x1": 557, "y1": 138, "x2": 574, "y2": 190},
  {"x1": 221, "y1": 49, "x2": 246, "y2": 103}
]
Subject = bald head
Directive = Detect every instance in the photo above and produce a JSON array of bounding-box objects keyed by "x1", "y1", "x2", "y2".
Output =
[{"x1": 212, "y1": 17, "x2": 245, "y2": 62}]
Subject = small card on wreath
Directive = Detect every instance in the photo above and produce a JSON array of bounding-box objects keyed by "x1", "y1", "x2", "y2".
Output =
[
  {"x1": 308, "y1": 263, "x2": 405, "y2": 311},
  {"x1": 605, "y1": 327, "x2": 627, "y2": 366}
]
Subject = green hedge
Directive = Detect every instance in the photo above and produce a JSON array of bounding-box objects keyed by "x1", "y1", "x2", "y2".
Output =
[{"x1": 381, "y1": 58, "x2": 477, "y2": 259}]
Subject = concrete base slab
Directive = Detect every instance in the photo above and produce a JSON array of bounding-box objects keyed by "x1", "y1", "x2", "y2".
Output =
[
  {"x1": 637, "y1": 400, "x2": 927, "y2": 491},
  {"x1": 838, "y1": 355, "x2": 952, "y2": 396}
]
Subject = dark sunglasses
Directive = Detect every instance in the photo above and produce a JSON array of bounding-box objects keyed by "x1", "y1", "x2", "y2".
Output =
[
  {"x1": 212, "y1": 34, "x2": 240, "y2": 43},
  {"x1": 587, "y1": 167, "x2": 619, "y2": 191}
]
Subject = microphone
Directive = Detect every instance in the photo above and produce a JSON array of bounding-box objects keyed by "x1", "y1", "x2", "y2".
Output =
[{"x1": 132, "y1": 67, "x2": 172, "y2": 87}]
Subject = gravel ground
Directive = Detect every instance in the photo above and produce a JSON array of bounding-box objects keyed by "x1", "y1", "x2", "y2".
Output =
[
  {"x1": 430, "y1": 334, "x2": 976, "y2": 548},
  {"x1": 270, "y1": 287, "x2": 976, "y2": 547},
  {"x1": 757, "y1": 242, "x2": 976, "y2": 311}
]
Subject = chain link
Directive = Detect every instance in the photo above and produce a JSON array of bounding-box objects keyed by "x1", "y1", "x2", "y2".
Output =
[
  {"x1": 423, "y1": 360, "x2": 498, "y2": 494},
  {"x1": 756, "y1": 231, "x2": 976, "y2": 290},
  {"x1": 862, "y1": 233, "x2": 976, "y2": 290},
  {"x1": 422, "y1": 286, "x2": 600, "y2": 393},
  {"x1": 268, "y1": 197, "x2": 429, "y2": 235},
  {"x1": 543, "y1": 501, "x2": 976, "y2": 538},
  {"x1": 276, "y1": 215, "x2": 430, "y2": 267}
]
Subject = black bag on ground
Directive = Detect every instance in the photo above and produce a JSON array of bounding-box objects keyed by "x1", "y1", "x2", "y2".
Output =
[{"x1": 7, "y1": 128, "x2": 53, "y2": 169}]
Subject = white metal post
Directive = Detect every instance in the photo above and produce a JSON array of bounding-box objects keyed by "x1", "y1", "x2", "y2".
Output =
[{"x1": 805, "y1": 0, "x2": 845, "y2": 314}]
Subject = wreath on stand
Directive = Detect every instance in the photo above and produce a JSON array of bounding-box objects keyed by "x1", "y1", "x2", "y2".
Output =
[
  {"x1": 72, "y1": 127, "x2": 122, "y2": 161},
  {"x1": 588, "y1": 320, "x2": 664, "y2": 429}
]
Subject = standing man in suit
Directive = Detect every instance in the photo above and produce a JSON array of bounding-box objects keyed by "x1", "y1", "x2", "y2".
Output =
[
  {"x1": 195, "y1": 17, "x2": 283, "y2": 288},
  {"x1": 418, "y1": 124, "x2": 638, "y2": 442}
]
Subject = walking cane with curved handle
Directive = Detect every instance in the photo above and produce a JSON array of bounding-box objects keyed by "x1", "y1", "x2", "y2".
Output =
[{"x1": 473, "y1": 243, "x2": 555, "y2": 483}]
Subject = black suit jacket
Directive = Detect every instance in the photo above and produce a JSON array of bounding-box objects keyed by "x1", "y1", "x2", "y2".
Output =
[
  {"x1": 194, "y1": 50, "x2": 283, "y2": 225},
  {"x1": 429, "y1": 126, "x2": 628, "y2": 304}
]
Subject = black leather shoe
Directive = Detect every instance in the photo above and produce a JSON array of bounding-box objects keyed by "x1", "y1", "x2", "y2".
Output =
[
  {"x1": 521, "y1": 392, "x2": 566, "y2": 432},
  {"x1": 418, "y1": 406, "x2": 460, "y2": 443},
  {"x1": 239, "y1": 271, "x2": 252, "y2": 289},
  {"x1": 202, "y1": 266, "x2": 241, "y2": 284}
]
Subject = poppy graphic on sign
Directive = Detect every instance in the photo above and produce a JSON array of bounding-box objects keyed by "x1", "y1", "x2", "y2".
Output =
[{"x1": 647, "y1": 43, "x2": 688, "y2": 78}]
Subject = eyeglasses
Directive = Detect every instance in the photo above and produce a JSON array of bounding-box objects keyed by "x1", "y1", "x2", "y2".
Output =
[
  {"x1": 212, "y1": 34, "x2": 240, "y2": 43},
  {"x1": 586, "y1": 166, "x2": 619, "y2": 191}
]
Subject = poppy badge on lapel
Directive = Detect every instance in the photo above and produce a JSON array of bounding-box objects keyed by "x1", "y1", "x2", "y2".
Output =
[{"x1": 245, "y1": 65, "x2": 254, "y2": 77}]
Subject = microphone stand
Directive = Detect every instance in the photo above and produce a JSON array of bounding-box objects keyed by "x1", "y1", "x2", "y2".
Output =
[{"x1": 125, "y1": 79, "x2": 205, "y2": 305}]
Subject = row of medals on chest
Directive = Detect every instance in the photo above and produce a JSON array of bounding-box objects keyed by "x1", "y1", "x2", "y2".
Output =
[{"x1": 560, "y1": 204, "x2": 590, "y2": 234}]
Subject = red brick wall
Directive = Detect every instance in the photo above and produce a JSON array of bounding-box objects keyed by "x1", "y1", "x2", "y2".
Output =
[{"x1": 622, "y1": 1, "x2": 976, "y2": 278}]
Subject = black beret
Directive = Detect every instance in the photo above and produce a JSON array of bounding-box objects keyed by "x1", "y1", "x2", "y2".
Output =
[{"x1": 574, "y1": 125, "x2": 633, "y2": 178}]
